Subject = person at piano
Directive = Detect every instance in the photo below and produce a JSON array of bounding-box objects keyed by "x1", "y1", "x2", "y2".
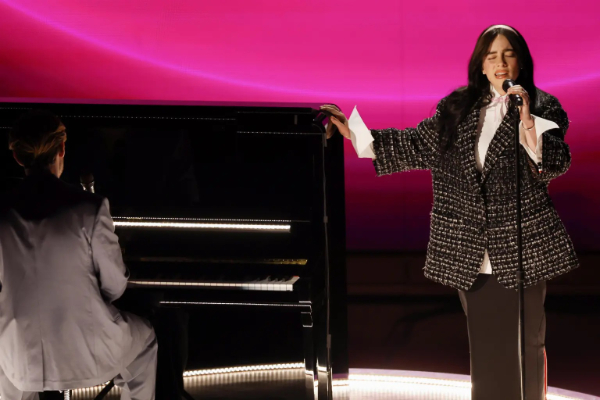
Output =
[
  {"x1": 321, "y1": 24, "x2": 578, "y2": 400},
  {"x1": 0, "y1": 110, "x2": 158, "y2": 400}
]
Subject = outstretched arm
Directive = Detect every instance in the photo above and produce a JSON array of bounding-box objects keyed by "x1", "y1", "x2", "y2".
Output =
[{"x1": 322, "y1": 100, "x2": 444, "y2": 175}]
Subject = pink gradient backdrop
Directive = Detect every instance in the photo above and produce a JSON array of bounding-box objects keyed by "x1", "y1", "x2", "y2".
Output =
[{"x1": 1, "y1": 0, "x2": 598, "y2": 250}]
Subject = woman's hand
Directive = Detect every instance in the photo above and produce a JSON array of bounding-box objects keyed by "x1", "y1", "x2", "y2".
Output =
[
  {"x1": 506, "y1": 85, "x2": 534, "y2": 128},
  {"x1": 320, "y1": 104, "x2": 351, "y2": 139},
  {"x1": 507, "y1": 84, "x2": 537, "y2": 152}
]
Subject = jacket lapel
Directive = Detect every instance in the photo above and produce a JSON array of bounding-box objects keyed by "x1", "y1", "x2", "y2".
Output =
[
  {"x1": 480, "y1": 107, "x2": 518, "y2": 183},
  {"x1": 455, "y1": 107, "x2": 482, "y2": 195}
]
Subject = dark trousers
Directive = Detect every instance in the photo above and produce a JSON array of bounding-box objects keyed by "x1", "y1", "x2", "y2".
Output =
[{"x1": 458, "y1": 274, "x2": 547, "y2": 400}]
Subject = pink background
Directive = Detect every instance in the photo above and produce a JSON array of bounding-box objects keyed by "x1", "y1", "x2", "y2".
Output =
[{"x1": 1, "y1": 0, "x2": 598, "y2": 250}]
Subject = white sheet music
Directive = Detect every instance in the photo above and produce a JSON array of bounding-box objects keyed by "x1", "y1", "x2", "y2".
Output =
[{"x1": 348, "y1": 106, "x2": 375, "y2": 158}]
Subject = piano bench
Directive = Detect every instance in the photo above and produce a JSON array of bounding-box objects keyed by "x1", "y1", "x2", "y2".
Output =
[{"x1": 40, "y1": 379, "x2": 115, "y2": 400}]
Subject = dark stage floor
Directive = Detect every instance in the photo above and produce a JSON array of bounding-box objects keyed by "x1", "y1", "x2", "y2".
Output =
[
  {"x1": 347, "y1": 292, "x2": 600, "y2": 398},
  {"x1": 346, "y1": 252, "x2": 600, "y2": 398},
  {"x1": 67, "y1": 253, "x2": 600, "y2": 400}
]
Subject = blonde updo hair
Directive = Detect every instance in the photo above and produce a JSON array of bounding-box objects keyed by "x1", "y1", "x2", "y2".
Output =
[{"x1": 8, "y1": 109, "x2": 67, "y2": 169}]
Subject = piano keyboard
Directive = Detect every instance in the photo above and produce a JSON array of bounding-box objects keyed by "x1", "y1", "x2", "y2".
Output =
[
  {"x1": 128, "y1": 276, "x2": 299, "y2": 291},
  {"x1": 113, "y1": 217, "x2": 292, "y2": 232},
  {"x1": 127, "y1": 257, "x2": 308, "y2": 266}
]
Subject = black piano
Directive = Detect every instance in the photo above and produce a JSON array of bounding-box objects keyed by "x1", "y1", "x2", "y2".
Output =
[{"x1": 0, "y1": 100, "x2": 348, "y2": 400}]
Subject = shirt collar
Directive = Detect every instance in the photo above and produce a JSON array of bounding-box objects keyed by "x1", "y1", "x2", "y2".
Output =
[
  {"x1": 487, "y1": 84, "x2": 509, "y2": 108},
  {"x1": 491, "y1": 84, "x2": 507, "y2": 99}
]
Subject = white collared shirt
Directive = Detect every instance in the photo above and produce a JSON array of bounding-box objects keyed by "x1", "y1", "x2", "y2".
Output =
[{"x1": 347, "y1": 87, "x2": 559, "y2": 274}]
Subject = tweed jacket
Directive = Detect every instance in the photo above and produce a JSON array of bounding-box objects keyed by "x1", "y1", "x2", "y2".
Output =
[{"x1": 371, "y1": 89, "x2": 579, "y2": 290}]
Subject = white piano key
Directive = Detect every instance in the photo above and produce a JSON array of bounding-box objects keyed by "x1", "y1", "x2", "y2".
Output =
[{"x1": 127, "y1": 276, "x2": 299, "y2": 291}]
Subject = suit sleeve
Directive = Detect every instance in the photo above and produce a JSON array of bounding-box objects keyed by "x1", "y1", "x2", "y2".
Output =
[
  {"x1": 91, "y1": 198, "x2": 129, "y2": 302},
  {"x1": 371, "y1": 98, "x2": 444, "y2": 175},
  {"x1": 0, "y1": 243, "x2": 3, "y2": 293},
  {"x1": 526, "y1": 96, "x2": 572, "y2": 182}
]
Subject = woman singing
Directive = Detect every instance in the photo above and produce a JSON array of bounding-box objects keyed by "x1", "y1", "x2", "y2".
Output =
[{"x1": 322, "y1": 24, "x2": 578, "y2": 400}]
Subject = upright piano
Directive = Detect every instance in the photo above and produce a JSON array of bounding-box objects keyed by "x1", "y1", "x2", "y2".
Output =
[{"x1": 0, "y1": 100, "x2": 348, "y2": 400}]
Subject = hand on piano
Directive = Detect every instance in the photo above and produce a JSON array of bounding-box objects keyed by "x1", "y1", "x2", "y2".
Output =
[{"x1": 320, "y1": 105, "x2": 351, "y2": 140}]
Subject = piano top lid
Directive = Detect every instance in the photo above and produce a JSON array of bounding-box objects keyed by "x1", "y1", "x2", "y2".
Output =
[{"x1": 0, "y1": 97, "x2": 335, "y2": 113}]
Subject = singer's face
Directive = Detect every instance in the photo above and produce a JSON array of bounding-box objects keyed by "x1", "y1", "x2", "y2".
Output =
[{"x1": 482, "y1": 35, "x2": 519, "y2": 95}]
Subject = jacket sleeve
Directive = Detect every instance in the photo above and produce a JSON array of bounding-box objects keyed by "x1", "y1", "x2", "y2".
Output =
[
  {"x1": 0, "y1": 243, "x2": 3, "y2": 293},
  {"x1": 526, "y1": 95, "x2": 571, "y2": 183},
  {"x1": 371, "y1": 99, "x2": 444, "y2": 176},
  {"x1": 91, "y1": 198, "x2": 129, "y2": 302}
]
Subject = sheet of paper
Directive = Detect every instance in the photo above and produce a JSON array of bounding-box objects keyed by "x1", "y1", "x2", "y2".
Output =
[{"x1": 348, "y1": 106, "x2": 375, "y2": 158}]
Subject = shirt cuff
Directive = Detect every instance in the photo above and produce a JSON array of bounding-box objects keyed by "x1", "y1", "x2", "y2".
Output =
[
  {"x1": 348, "y1": 106, "x2": 376, "y2": 159},
  {"x1": 519, "y1": 114, "x2": 558, "y2": 163}
]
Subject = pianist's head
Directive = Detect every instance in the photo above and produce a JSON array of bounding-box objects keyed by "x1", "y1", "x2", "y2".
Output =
[{"x1": 8, "y1": 109, "x2": 67, "y2": 178}]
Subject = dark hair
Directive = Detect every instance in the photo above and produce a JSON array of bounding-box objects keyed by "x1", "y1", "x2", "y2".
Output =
[
  {"x1": 437, "y1": 25, "x2": 537, "y2": 152},
  {"x1": 8, "y1": 109, "x2": 66, "y2": 169}
]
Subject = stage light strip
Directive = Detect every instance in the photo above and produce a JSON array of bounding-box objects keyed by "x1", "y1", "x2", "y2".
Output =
[
  {"x1": 347, "y1": 375, "x2": 590, "y2": 400},
  {"x1": 182, "y1": 369, "x2": 595, "y2": 400},
  {"x1": 349, "y1": 373, "x2": 470, "y2": 389},
  {"x1": 546, "y1": 395, "x2": 589, "y2": 400},
  {"x1": 113, "y1": 221, "x2": 290, "y2": 231},
  {"x1": 183, "y1": 363, "x2": 304, "y2": 377}
]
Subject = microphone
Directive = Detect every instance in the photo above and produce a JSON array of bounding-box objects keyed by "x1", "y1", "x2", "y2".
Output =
[
  {"x1": 501, "y1": 79, "x2": 523, "y2": 106},
  {"x1": 80, "y1": 171, "x2": 95, "y2": 193}
]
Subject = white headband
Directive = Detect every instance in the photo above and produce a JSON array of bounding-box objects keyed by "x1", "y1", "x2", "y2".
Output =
[{"x1": 484, "y1": 25, "x2": 518, "y2": 35}]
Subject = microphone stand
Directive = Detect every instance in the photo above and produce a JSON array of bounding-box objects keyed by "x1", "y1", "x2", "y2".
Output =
[{"x1": 511, "y1": 101, "x2": 527, "y2": 400}]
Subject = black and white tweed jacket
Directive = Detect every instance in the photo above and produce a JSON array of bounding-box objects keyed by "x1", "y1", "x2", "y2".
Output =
[{"x1": 371, "y1": 90, "x2": 579, "y2": 290}]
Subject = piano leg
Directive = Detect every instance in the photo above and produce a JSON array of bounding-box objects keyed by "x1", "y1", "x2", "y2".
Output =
[
  {"x1": 315, "y1": 307, "x2": 333, "y2": 400},
  {"x1": 154, "y1": 308, "x2": 190, "y2": 400},
  {"x1": 301, "y1": 311, "x2": 316, "y2": 400}
]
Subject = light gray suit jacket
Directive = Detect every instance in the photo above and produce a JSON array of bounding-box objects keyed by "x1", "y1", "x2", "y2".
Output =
[{"x1": 0, "y1": 172, "x2": 152, "y2": 391}]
